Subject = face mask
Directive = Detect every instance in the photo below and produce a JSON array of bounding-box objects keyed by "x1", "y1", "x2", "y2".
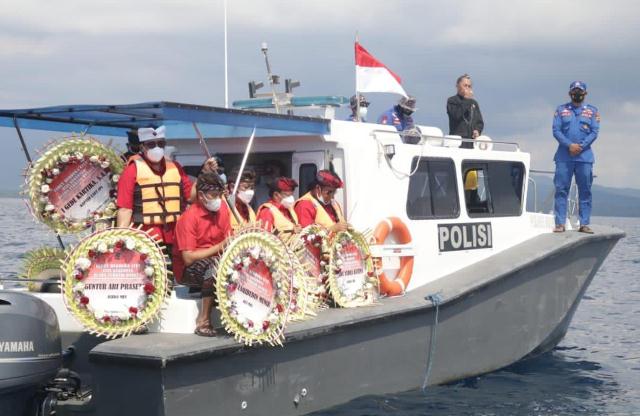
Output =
[
  {"x1": 571, "y1": 92, "x2": 585, "y2": 103},
  {"x1": 237, "y1": 189, "x2": 255, "y2": 204},
  {"x1": 203, "y1": 196, "x2": 221, "y2": 212},
  {"x1": 319, "y1": 193, "x2": 332, "y2": 205},
  {"x1": 145, "y1": 146, "x2": 164, "y2": 163},
  {"x1": 218, "y1": 173, "x2": 227, "y2": 184},
  {"x1": 358, "y1": 107, "x2": 368, "y2": 120},
  {"x1": 401, "y1": 107, "x2": 414, "y2": 116},
  {"x1": 281, "y1": 195, "x2": 295, "y2": 208}
]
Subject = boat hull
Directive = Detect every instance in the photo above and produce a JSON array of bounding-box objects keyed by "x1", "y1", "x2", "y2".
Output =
[{"x1": 63, "y1": 227, "x2": 622, "y2": 416}]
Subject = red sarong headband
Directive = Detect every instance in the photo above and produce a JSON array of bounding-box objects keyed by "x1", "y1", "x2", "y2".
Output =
[{"x1": 316, "y1": 170, "x2": 343, "y2": 189}]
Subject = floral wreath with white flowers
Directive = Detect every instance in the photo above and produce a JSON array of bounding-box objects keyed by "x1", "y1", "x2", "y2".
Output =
[
  {"x1": 25, "y1": 136, "x2": 124, "y2": 234},
  {"x1": 297, "y1": 224, "x2": 331, "y2": 307},
  {"x1": 19, "y1": 246, "x2": 66, "y2": 292},
  {"x1": 326, "y1": 230, "x2": 379, "y2": 308},
  {"x1": 216, "y1": 226, "x2": 295, "y2": 346},
  {"x1": 62, "y1": 227, "x2": 169, "y2": 338}
]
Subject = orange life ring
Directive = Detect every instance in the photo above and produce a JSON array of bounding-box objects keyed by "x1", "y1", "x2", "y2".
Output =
[{"x1": 373, "y1": 217, "x2": 414, "y2": 296}]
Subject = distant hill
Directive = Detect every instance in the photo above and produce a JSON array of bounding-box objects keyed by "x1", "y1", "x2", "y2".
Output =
[{"x1": 527, "y1": 176, "x2": 640, "y2": 217}]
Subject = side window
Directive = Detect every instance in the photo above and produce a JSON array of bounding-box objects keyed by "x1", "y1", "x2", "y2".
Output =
[
  {"x1": 299, "y1": 163, "x2": 317, "y2": 196},
  {"x1": 406, "y1": 158, "x2": 459, "y2": 219},
  {"x1": 463, "y1": 161, "x2": 525, "y2": 217}
]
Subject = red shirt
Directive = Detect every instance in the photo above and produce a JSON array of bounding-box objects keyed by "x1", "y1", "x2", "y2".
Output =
[
  {"x1": 116, "y1": 156, "x2": 192, "y2": 244},
  {"x1": 173, "y1": 201, "x2": 232, "y2": 282},
  {"x1": 257, "y1": 200, "x2": 296, "y2": 231},
  {"x1": 235, "y1": 200, "x2": 251, "y2": 222},
  {"x1": 295, "y1": 196, "x2": 339, "y2": 227}
]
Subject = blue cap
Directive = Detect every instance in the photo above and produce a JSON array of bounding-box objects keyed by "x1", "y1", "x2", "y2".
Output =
[{"x1": 569, "y1": 81, "x2": 587, "y2": 91}]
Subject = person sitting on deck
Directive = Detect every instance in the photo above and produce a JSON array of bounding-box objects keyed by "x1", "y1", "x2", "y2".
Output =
[
  {"x1": 346, "y1": 94, "x2": 370, "y2": 122},
  {"x1": 225, "y1": 168, "x2": 257, "y2": 227},
  {"x1": 256, "y1": 177, "x2": 301, "y2": 235},
  {"x1": 175, "y1": 172, "x2": 232, "y2": 337},
  {"x1": 294, "y1": 170, "x2": 349, "y2": 233},
  {"x1": 377, "y1": 95, "x2": 417, "y2": 132}
]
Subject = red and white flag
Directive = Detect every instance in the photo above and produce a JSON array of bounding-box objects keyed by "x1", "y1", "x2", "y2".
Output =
[{"x1": 355, "y1": 42, "x2": 407, "y2": 97}]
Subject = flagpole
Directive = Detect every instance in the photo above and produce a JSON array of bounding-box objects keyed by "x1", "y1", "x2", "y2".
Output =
[
  {"x1": 223, "y1": 0, "x2": 229, "y2": 108},
  {"x1": 354, "y1": 31, "x2": 360, "y2": 122}
]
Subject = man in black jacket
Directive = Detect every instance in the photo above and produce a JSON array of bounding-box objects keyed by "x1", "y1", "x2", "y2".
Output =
[{"x1": 447, "y1": 74, "x2": 484, "y2": 149}]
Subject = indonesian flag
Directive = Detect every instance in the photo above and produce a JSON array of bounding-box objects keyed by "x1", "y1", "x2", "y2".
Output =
[{"x1": 355, "y1": 42, "x2": 407, "y2": 97}]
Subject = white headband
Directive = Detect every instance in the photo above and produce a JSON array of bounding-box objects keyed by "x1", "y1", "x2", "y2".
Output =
[{"x1": 138, "y1": 125, "x2": 166, "y2": 142}]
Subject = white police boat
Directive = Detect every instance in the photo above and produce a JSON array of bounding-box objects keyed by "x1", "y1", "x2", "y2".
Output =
[{"x1": 0, "y1": 98, "x2": 624, "y2": 416}]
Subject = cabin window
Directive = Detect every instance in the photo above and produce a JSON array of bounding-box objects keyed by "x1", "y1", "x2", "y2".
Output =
[
  {"x1": 462, "y1": 161, "x2": 525, "y2": 217},
  {"x1": 406, "y1": 157, "x2": 459, "y2": 219},
  {"x1": 299, "y1": 163, "x2": 318, "y2": 196}
]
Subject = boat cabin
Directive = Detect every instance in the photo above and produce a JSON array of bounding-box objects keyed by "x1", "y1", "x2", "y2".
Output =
[{"x1": 0, "y1": 99, "x2": 553, "y2": 293}]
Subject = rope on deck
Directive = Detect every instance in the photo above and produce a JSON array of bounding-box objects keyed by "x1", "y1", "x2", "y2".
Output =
[{"x1": 422, "y1": 292, "x2": 443, "y2": 392}]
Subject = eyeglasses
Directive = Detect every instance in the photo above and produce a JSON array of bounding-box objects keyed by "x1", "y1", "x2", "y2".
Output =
[{"x1": 143, "y1": 140, "x2": 166, "y2": 149}]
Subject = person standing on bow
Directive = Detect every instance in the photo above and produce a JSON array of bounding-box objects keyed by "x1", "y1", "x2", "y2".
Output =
[
  {"x1": 225, "y1": 168, "x2": 257, "y2": 227},
  {"x1": 447, "y1": 73, "x2": 484, "y2": 149},
  {"x1": 346, "y1": 94, "x2": 370, "y2": 122},
  {"x1": 175, "y1": 172, "x2": 232, "y2": 337},
  {"x1": 257, "y1": 177, "x2": 301, "y2": 234},
  {"x1": 377, "y1": 96, "x2": 417, "y2": 131},
  {"x1": 294, "y1": 170, "x2": 349, "y2": 233},
  {"x1": 552, "y1": 81, "x2": 600, "y2": 234},
  {"x1": 116, "y1": 125, "x2": 218, "y2": 254}
]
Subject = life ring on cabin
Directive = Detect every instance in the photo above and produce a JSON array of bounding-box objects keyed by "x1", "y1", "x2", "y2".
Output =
[
  {"x1": 373, "y1": 217, "x2": 414, "y2": 296},
  {"x1": 474, "y1": 135, "x2": 493, "y2": 151}
]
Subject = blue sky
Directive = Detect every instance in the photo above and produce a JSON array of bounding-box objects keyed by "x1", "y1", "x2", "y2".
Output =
[{"x1": 1, "y1": 0, "x2": 639, "y2": 190}]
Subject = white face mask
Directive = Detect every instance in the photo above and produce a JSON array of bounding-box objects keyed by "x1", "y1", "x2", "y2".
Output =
[
  {"x1": 203, "y1": 197, "x2": 221, "y2": 212},
  {"x1": 281, "y1": 195, "x2": 295, "y2": 208},
  {"x1": 237, "y1": 189, "x2": 255, "y2": 204},
  {"x1": 358, "y1": 107, "x2": 368, "y2": 120},
  {"x1": 145, "y1": 146, "x2": 165, "y2": 163}
]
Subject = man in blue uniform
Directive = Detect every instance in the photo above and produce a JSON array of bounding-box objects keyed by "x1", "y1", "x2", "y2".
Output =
[
  {"x1": 377, "y1": 96, "x2": 416, "y2": 131},
  {"x1": 552, "y1": 81, "x2": 600, "y2": 234},
  {"x1": 346, "y1": 94, "x2": 370, "y2": 122}
]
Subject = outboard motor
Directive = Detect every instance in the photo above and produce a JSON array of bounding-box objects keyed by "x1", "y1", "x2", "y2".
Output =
[{"x1": 0, "y1": 291, "x2": 64, "y2": 415}]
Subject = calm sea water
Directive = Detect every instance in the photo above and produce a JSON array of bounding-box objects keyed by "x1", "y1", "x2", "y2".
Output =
[{"x1": 1, "y1": 198, "x2": 638, "y2": 415}]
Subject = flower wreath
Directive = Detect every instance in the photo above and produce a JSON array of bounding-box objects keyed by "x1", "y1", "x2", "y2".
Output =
[
  {"x1": 19, "y1": 246, "x2": 66, "y2": 292},
  {"x1": 326, "y1": 230, "x2": 378, "y2": 308},
  {"x1": 216, "y1": 226, "x2": 294, "y2": 346},
  {"x1": 283, "y1": 236, "x2": 317, "y2": 321},
  {"x1": 297, "y1": 224, "x2": 331, "y2": 307},
  {"x1": 25, "y1": 136, "x2": 124, "y2": 234},
  {"x1": 61, "y1": 227, "x2": 169, "y2": 338}
]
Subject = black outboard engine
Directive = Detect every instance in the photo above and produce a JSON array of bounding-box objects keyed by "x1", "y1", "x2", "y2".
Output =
[{"x1": 0, "y1": 291, "x2": 63, "y2": 415}]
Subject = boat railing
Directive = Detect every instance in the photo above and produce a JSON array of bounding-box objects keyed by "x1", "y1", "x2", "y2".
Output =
[
  {"x1": 529, "y1": 169, "x2": 595, "y2": 225},
  {"x1": 369, "y1": 129, "x2": 521, "y2": 152}
]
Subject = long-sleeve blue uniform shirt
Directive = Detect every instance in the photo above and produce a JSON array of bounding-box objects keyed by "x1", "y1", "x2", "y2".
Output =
[{"x1": 552, "y1": 102, "x2": 600, "y2": 162}]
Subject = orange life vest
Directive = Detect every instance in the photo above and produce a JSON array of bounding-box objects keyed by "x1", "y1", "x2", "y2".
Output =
[
  {"x1": 132, "y1": 158, "x2": 183, "y2": 225},
  {"x1": 295, "y1": 192, "x2": 344, "y2": 229},
  {"x1": 258, "y1": 202, "x2": 299, "y2": 233}
]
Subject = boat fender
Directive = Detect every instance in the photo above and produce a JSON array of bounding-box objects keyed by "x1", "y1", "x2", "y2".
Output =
[{"x1": 373, "y1": 217, "x2": 414, "y2": 296}]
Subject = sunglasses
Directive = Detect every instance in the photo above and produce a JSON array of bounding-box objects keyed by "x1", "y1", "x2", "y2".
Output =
[{"x1": 143, "y1": 140, "x2": 166, "y2": 149}]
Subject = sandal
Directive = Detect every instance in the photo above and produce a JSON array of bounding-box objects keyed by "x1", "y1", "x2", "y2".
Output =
[
  {"x1": 553, "y1": 225, "x2": 565, "y2": 233},
  {"x1": 194, "y1": 324, "x2": 217, "y2": 337},
  {"x1": 579, "y1": 225, "x2": 594, "y2": 234}
]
